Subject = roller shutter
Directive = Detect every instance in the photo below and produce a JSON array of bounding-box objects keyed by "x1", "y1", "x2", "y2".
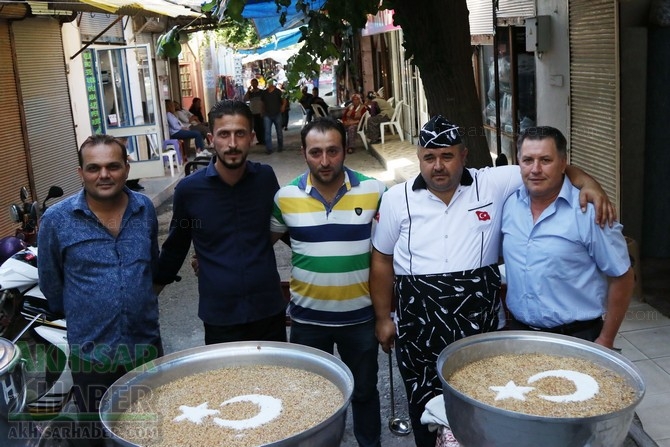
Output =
[
  {"x1": 79, "y1": 13, "x2": 124, "y2": 43},
  {"x1": 568, "y1": 0, "x2": 619, "y2": 205},
  {"x1": 0, "y1": 22, "x2": 31, "y2": 236},
  {"x1": 498, "y1": 0, "x2": 535, "y2": 19},
  {"x1": 12, "y1": 18, "x2": 81, "y2": 201},
  {"x1": 467, "y1": 0, "x2": 493, "y2": 36}
]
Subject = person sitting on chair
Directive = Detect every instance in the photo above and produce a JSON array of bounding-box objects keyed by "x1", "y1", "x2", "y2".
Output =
[
  {"x1": 299, "y1": 86, "x2": 314, "y2": 123},
  {"x1": 364, "y1": 91, "x2": 393, "y2": 144},
  {"x1": 341, "y1": 94, "x2": 367, "y2": 154},
  {"x1": 165, "y1": 100, "x2": 209, "y2": 158},
  {"x1": 188, "y1": 97, "x2": 207, "y2": 124},
  {"x1": 174, "y1": 101, "x2": 212, "y2": 147},
  {"x1": 310, "y1": 87, "x2": 329, "y2": 117}
]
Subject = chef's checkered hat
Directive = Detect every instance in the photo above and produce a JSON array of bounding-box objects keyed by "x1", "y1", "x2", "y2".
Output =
[{"x1": 419, "y1": 115, "x2": 462, "y2": 148}]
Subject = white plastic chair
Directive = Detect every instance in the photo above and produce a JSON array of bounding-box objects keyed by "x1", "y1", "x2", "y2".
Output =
[
  {"x1": 380, "y1": 100, "x2": 404, "y2": 145},
  {"x1": 162, "y1": 140, "x2": 182, "y2": 177},
  {"x1": 162, "y1": 149, "x2": 180, "y2": 177},
  {"x1": 312, "y1": 103, "x2": 327, "y2": 118},
  {"x1": 356, "y1": 111, "x2": 370, "y2": 152},
  {"x1": 298, "y1": 103, "x2": 308, "y2": 126}
]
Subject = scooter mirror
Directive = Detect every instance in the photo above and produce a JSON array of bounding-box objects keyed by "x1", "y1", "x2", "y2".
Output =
[
  {"x1": 19, "y1": 187, "x2": 29, "y2": 203},
  {"x1": 46, "y1": 186, "x2": 64, "y2": 200},
  {"x1": 9, "y1": 204, "x2": 23, "y2": 223}
]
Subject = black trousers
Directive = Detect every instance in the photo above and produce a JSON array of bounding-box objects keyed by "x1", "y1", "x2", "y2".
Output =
[
  {"x1": 203, "y1": 311, "x2": 287, "y2": 345},
  {"x1": 507, "y1": 316, "x2": 603, "y2": 342},
  {"x1": 252, "y1": 113, "x2": 265, "y2": 143}
]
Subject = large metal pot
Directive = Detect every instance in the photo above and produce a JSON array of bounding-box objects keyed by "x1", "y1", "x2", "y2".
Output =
[
  {"x1": 437, "y1": 331, "x2": 645, "y2": 447},
  {"x1": 0, "y1": 337, "x2": 27, "y2": 419},
  {"x1": 99, "y1": 341, "x2": 354, "y2": 446}
]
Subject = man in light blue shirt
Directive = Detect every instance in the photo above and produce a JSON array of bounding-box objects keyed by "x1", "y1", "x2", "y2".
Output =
[{"x1": 502, "y1": 126, "x2": 634, "y2": 348}]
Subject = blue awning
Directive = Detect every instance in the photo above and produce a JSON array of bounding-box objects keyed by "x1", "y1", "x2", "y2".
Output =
[
  {"x1": 238, "y1": 28, "x2": 302, "y2": 54},
  {"x1": 241, "y1": 0, "x2": 326, "y2": 39}
]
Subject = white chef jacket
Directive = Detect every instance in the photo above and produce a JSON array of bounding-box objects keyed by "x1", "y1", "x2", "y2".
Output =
[{"x1": 372, "y1": 166, "x2": 521, "y2": 275}]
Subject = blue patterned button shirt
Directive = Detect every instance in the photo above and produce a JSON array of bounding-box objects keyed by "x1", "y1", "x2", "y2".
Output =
[{"x1": 38, "y1": 187, "x2": 161, "y2": 366}]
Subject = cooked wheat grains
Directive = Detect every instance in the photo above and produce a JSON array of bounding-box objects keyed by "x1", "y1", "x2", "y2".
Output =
[
  {"x1": 448, "y1": 353, "x2": 637, "y2": 418},
  {"x1": 114, "y1": 365, "x2": 343, "y2": 447}
]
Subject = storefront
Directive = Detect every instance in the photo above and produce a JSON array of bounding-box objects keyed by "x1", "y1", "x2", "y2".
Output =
[
  {"x1": 67, "y1": 13, "x2": 166, "y2": 180},
  {"x1": 468, "y1": 0, "x2": 537, "y2": 163},
  {"x1": 0, "y1": 11, "x2": 31, "y2": 235},
  {"x1": 0, "y1": 8, "x2": 80, "y2": 235},
  {"x1": 361, "y1": 9, "x2": 425, "y2": 141}
]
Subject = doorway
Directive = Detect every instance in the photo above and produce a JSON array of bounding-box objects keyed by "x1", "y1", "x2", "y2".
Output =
[{"x1": 91, "y1": 44, "x2": 164, "y2": 179}]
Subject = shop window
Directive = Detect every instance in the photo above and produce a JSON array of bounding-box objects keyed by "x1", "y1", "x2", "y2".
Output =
[
  {"x1": 479, "y1": 26, "x2": 536, "y2": 161},
  {"x1": 180, "y1": 65, "x2": 192, "y2": 98}
]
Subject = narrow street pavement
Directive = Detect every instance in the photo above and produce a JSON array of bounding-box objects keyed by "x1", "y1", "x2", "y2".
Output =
[{"x1": 154, "y1": 115, "x2": 417, "y2": 446}]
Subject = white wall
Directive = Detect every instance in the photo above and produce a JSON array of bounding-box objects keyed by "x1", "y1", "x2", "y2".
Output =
[
  {"x1": 534, "y1": 0, "x2": 570, "y2": 136},
  {"x1": 61, "y1": 21, "x2": 90, "y2": 149}
]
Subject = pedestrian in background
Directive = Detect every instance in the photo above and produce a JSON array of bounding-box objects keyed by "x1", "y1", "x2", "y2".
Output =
[
  {"x1": 271, "y1": 118, "x2": 386, "y2": 447},
  {"x1": 38, "y1": 134, "x2": 163, "y2": 445},
  {"x1": 370, "y1": 115, "x2": 615, "y2": 447},
  {"x1": 502, "y1": 126, "x2": 633, "y2": 347},
  {"x1": 261, "y1": 80, "x2": 285, "y2": 153},
  {"x1": 155, "y1": 100, "x2": 287, "y2": 345},
  {"x1": 279, "y1": 82, "x2": 291, "y2": 131},
  {"x1": 244, "y1": 78, "x2": 265, "y2": 145}
]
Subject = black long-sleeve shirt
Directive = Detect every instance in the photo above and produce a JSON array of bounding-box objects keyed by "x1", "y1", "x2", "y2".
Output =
[{"x1": 156, "y1": 160, "x2": 286, "y2": 325}]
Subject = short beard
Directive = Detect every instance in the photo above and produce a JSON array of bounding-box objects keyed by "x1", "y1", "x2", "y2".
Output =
[{"x1": 216, "y1": 151, "x2": 247, "y2": 170}]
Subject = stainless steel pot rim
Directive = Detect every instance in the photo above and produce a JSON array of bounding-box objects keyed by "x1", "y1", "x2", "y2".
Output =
[
  {"x1": 0, "y1": 337, "x2": 21, "y2": 374},
  {"x1": 100, "y1": 341, "x2": 355, "y2": 447},
  {"x1": 438, "y1": 331, "x2": 645, "y2": 423}
]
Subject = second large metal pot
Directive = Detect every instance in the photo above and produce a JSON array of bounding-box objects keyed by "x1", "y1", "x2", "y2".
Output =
[
  {"x1": 99, "y1": 341, "x2": 354, "y2": 447},
  {"x1": 437, "y1": 331, "x2": 645, "y2": 447}
]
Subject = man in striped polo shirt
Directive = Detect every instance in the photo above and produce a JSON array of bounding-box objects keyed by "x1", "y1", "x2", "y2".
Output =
[{"x1": 271, "y1": 118, "x2": 386, "y2": 447}]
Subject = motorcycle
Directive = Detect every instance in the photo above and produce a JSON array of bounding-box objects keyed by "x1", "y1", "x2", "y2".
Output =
[{"x1": 0, "y1": 186, "x2": 74, "y2": 445}]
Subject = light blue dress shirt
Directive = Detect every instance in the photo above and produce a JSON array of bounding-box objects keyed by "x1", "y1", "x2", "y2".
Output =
[{"x1": 501, "y1": 176, "x2": 630, "y2": 328}]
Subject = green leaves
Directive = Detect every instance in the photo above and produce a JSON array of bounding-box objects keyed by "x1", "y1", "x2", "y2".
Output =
[
  {"x1": 226, "y1": 0, "x2": 246, "y2": 20},
  {"x1": 156, "y1": 25, "x2": 182, "y2": 59},
  {"x1": 209, "y1": 0, "x2": 385, "y2": 97}
]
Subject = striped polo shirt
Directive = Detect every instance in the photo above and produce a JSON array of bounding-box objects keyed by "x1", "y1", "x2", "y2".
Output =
[{"x1": 271, "y1": 167, "x2": 386, "y2": 326}]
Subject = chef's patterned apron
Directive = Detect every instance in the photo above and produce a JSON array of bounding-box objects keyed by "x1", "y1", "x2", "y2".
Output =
[{"x1": 394, "y1": 265, "x2": 502, "y2": 412}]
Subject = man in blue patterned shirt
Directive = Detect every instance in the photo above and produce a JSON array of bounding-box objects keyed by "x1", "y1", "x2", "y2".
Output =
[{"x1": 38, "y1": 134, "x2": 162, "y2": 442}]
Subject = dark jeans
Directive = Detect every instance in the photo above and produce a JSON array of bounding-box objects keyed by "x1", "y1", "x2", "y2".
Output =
[
  {"x1": 203, "y1": 311, "x2": 287, "y2": 344},
  {"x1": 290, "y1": 320, "x2": 382, "y2": 447},
  {"x1": 252, "y1": 113, "x2": 265, "y2": 143},
  {"x1": 170, "y1": 128, "x2": 205, "y2": 151},
  {"x1": 263, "y1": 113, "x2": 283, "y2": 152}
]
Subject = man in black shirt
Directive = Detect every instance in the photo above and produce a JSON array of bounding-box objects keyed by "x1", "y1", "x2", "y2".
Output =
[{"x1": 261, "y1": 80, "x2": 285, "y2": 153}]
